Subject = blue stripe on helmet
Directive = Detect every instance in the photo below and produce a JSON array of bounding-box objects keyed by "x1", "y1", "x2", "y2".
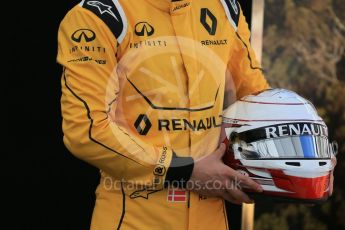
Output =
[{"x1": 300, "y1": 135, "x2": 316, "y2": 158}]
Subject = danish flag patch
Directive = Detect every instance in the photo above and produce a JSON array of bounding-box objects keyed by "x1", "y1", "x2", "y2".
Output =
[{"x1": 167, "y1": 188, "x2": 187, "y2": 202}]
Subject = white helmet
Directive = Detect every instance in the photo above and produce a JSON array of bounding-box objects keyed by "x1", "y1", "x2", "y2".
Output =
[{"x1": 220, "y1": 88, "x2": 337, "y2": 203}]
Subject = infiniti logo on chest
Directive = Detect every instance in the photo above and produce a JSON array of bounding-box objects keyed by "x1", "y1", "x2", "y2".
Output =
[{"x1": 135, "y1": 22, "x2": 155, "y2": 37}]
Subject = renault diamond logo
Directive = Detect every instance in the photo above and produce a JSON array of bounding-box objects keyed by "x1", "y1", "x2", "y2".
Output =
[
  {"x1": 134, "y1": 114, "x2": 152, "y2": 135},
  {"x1": 135, "y1": 22, "x2": 155, "y2": 37},
  {"x1": 71, "y1": 29, "x2": 96, "y2": 43},
  {"x1": 200, "y1": 8, "x2": 217, "y2": 35}
]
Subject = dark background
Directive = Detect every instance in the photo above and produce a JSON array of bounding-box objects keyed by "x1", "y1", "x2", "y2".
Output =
[
  {"x1": 8, "y1": 1, "x2": 252, "y2": 229},
  {"x1": 10, "y1": 1, "x2": 101, "y2": 229}
]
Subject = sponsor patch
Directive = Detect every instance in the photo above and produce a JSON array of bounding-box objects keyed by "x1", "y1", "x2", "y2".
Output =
[{"x1": 167, "y1": 188, "x2": 187, "y2": 202}]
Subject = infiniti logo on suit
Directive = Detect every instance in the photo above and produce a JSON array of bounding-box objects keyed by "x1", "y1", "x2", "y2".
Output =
[{"x1": 135, "y1": 22, "x2": 155, "y2": 37}]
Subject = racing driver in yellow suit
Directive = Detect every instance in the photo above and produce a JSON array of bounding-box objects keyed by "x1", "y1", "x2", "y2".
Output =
[{"x1": 57, "y1": 0, "x2": 269, "y2": 229}]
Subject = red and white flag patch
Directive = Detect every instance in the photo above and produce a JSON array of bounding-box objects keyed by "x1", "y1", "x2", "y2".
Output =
[{"x1": 167, "y1": 188, "x2": 187, "y2": 202}]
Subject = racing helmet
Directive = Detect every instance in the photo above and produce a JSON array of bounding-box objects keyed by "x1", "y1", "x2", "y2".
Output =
[{"x1": 220, "y1": 88, "x2": 337, "y2": 203}]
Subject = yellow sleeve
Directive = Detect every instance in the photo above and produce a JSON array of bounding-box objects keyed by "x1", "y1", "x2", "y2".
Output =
[
  {"x1": 57, "y1": 6, "x2": 193, "y2": 189},
  {"x1": 228, "y1": 5, "x2": 270, "y2": 99}
]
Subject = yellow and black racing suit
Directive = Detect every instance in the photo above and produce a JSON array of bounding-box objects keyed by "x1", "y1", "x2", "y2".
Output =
[{"x1": 57, "y1": 0, "x2": 269, "y2": 229}]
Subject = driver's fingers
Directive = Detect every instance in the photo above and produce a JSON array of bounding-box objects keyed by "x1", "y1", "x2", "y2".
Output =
[
  {"x1": 331, "y1": 157, "x2": 337, "y2": 167},
  {"x1": 226, "y1": 169, "x2": 263, "y2": 192},
  {"x1": 227, "y1": 188, "x2": 253, "y2": 204},
  {"x1": 222, "y1": 192, "x2": 242, "y2": 205},
  {"x1": 330, "y1": 173, "x2": 334, "y2": 196}
]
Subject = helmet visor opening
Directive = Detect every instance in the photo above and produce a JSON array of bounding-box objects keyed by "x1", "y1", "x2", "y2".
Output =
[{"x1": 235, "y1": 135, "x2": 332, "y2": 159}]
